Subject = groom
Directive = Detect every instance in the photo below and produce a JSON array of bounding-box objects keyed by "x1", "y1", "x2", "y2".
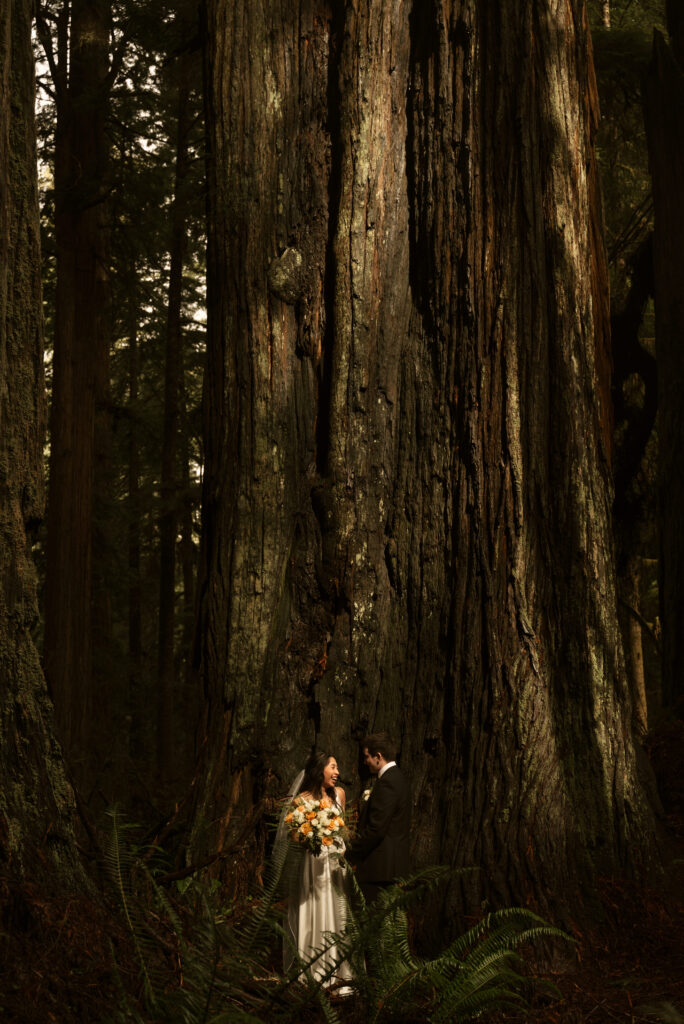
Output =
[{"x1": 348, "y1": 732, "x2": 410, "y2": 903}]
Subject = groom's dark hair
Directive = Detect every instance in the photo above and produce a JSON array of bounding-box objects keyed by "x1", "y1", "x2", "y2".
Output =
[{"x1": 362, "y1": 731, "x2": 397, "y2": 762}]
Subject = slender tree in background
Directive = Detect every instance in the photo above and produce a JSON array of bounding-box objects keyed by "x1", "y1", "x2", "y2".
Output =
[
  {"x1": 611, "y1": 235, "x2": 657, "y2": 735},
  {"x1": 0, "y1": 0, "x2": 81, "y2": 888},
  {"x1": 189, "y1": 0, "x2": 659, "y2": 915},
  {"x1": 157, "y1": 52, "x2": 195, "y2": 784},
  {"x1": 589, "y1": 0, "x2": 665, "y2": 729},
  {"x1": 38, "y1": 0, "x2": 114, "y2": 789},
  {"x1": 645, "y1": 3, "x2": 684, "y2": 714},
  {"x1": 32, "y1": 3, "x2": 206, "y2": 804},
  {"x1": 126, "y1": 267, "x2": 144, "y2": 763}
]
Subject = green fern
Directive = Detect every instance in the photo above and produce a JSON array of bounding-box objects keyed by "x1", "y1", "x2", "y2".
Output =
[
  {"x1": 103, "y1": 808, "x2": 165, "y2": 1011},
  {"x1": 329, "y1": 865, "x2": 571, "y2": 1023},
  {"x1": 104, "y1": 813, "x2": 571, "y2": 1024}
]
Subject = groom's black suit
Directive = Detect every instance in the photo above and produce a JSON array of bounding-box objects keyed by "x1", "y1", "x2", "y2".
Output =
[{"x1": 349, "y1": 764, "x2": 410, "y2": 901}]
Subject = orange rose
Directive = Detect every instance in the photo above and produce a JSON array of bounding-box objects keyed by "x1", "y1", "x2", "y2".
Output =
[
  {"x1": 300, "y1": 823, "x2": 312, "y2": 834},
  {"x1": 321, "y1": 836, "x2": 333, "y2": 846},
  {"x1": 285, "y1": 812, "x2": 293, "y2": 823},
  {"x1": 319, "y1": 798, "x2": 331, "y2": 809}
]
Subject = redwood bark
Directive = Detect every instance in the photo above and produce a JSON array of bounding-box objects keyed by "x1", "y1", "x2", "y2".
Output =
[
  {"x1": 619, "y1": 562, "x2": 648, "y2": 737},
  {"x1": 0, "y1": 0, "x2": 80, "y2": 884},
  {"x1": 645, "y1": 26, "x2": 684, "y2": 714},
  {"x1": 43, "y1": 0, "x2": 112, "y2": 787},
  {"x1": 191, "y1": 0, "x2": 658, "y2": 914}
]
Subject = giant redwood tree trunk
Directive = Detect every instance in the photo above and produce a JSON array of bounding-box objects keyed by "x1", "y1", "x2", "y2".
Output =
[
  {"x1": 0, "y1": 0, "x2": 81, "y2": 886},
  {"x1": 190, "y1": 0, "x2": 658, "y2": 912}
]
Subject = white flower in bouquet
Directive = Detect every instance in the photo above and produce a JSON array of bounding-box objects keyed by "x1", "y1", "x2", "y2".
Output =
[{"x1": 284, "y1": 795, "x2": 348, "y2": 856}]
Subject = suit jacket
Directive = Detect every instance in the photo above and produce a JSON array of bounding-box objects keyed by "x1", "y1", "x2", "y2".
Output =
[{"x1": 350, "y1": 764, "x2": 410, "y2": 884}]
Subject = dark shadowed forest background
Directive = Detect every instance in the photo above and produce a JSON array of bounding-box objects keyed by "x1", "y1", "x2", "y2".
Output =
[{"x1": 2, "y1": 0, "x2": 684, "y2": 1020}]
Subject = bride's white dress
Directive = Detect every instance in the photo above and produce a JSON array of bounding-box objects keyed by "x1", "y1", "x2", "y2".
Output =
[{"x1": 285, "y1": 795, "x2": 353, "y2": 987}]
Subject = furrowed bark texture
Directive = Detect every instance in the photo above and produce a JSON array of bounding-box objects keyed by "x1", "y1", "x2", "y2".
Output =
[
  {"x1": 645, "y1": 29, "x2": 684, "y2": 713},
  {"x1": 0, "y1": 0, "x2": 80, "y2": 882},
  {"x1": 192, "y1": 0, "x2": 657, "y2": 909}
]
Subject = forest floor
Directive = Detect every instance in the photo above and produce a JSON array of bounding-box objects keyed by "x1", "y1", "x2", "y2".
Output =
[
  {"x1": 482, "y1": 718, "x2": 684, "y2": 1024},
  {"x1": 483, "y1": 867, "x2": 684, "y2": 1023},
  {"x1": 2, "y1": 722, "x2": 684, "y2": 1024}
]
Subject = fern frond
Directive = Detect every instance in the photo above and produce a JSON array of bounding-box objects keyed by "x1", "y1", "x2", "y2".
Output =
[
  {"x1": 238, "y1": 807, "x2": 297, "y2": 956},
  {"x1": 103, "y1": 809, "x2": 162, "y2": 1010}
]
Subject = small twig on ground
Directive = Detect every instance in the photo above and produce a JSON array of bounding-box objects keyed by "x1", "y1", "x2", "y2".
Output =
[{"x1": 585, "y1": 999, "x2": 609, "y2": 1020}]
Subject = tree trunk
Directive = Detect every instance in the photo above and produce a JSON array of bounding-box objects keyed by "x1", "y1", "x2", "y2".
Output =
[
  {"x1": 191, "y1": 0, "x2": 659, "y2": 915},
  {"x1": 619, "y1": 561, "x2": 648, "y2": 737},
  {"x1": 43, "y1": 0, "x2": 112, "y2": 789},
  {"x1": 644, "y1": 25, "x2": 684, "y2": 715},
  {"x1": 611, "y1": 236, "x2": 656, "y2": 734},
  {"x1": 127, "y1": 295, "x2": 143, "y2": 765},
  {"x1": 180, "y1": 419, "x2": 196, "y2": 656},
  {"x1": 0, "y1": 0, "x2": 81, "y2": 886},
  {"x1": 157, "y1": 69, "x2": 192, "y2": 784}
]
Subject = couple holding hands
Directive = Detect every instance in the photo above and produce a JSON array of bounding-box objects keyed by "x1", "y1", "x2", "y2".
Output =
[{"x1": 281, "y1": 732, "x2": 410, "y2": 990}]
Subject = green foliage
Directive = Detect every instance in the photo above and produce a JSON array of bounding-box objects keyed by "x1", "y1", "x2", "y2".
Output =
[
  {"x1": 588, "y1": 0, "x2": 665, "y2": 294},
  {"x1": 104, "y1": 813, "x2": 572, "y2": 1024},
  {"x1": 103, "y1": 809, "x2": 166, "y2": 1011},
  {"x1": 334, "y1": 867, "x2": 571, "y2": 1024},
  {"x1": 637, "y1": 1003, "x2": 684, "y2": 1024}
]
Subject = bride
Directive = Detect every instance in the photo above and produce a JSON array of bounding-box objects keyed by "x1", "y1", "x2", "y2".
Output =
[{"x1": 280, "y1": 750, "x2": 353, "y2": 991}]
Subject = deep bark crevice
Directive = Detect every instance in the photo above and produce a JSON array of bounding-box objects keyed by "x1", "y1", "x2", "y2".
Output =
[{"x1": 316, "y1": 0, "x2": 345, "y2": 478}]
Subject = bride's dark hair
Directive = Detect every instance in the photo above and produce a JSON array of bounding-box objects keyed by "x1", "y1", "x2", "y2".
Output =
[{"x1": 300, "y1": 749, "x2": 335, "y2": 799}]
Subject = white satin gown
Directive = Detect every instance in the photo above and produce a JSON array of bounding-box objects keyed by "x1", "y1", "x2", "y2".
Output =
[{"x1": 285, "y1": 796, "x2": 353, "y2": 988}]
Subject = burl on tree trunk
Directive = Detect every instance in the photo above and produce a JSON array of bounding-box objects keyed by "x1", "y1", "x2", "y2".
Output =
[{"x1": 189, "y1": 0, "x2": 659, "y2": 915}]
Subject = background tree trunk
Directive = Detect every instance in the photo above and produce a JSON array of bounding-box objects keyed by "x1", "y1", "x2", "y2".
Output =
[
  {"x1": 611, "y1": 236, "x2": 656, "y2": 733},
  {"x1": 645, "y1": 20, "x2": 684, "y2": 715},
  {"x1": 619, "y1": 561, "x2": 648, "y2": 737},
  {"x1": 127, "y1": 293, "x2": 143, "y2": 766},
  {"x1": 157, "y1": 67, "x2": 192, "y2": 784},
  {"x1": 190, "y1": 0, "x2": 658, "y2": 915},
  {"x1": 0, "y1": 0, "x2": 81, "y2": 886},
  {"x1": 43, "y1": 0, "x2": 112, "y2": 790}
]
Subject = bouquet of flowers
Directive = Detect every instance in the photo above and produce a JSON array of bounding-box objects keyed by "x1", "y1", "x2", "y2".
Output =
[{"x1": 284, "y1": 795, "x2": 349, "y2": 856}]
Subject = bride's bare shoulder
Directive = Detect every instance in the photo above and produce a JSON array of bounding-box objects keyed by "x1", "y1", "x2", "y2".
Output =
[{"x1": 334, "y1": 785, "x2": 346, "y2": 806}]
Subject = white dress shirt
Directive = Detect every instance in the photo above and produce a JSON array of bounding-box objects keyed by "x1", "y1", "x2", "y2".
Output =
[{"x1": 378, "y1": 760, "x2": 397, "y2": 779}]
